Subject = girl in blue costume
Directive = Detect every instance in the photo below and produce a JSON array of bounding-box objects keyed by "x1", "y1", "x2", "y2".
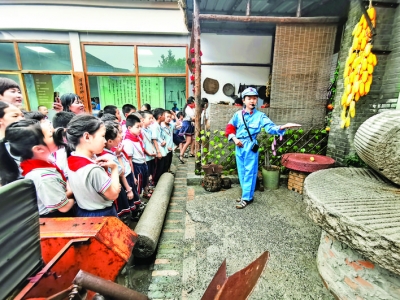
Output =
[{"x1": 226, "y1": 87, "x2": 301, "y2": 209}]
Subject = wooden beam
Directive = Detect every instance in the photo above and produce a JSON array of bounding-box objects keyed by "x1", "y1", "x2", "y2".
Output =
[
  {"x1": 199, "y1": 14, "x2": 340, "y2": 24},
  {"x1": 202, "y1": 62, "x2": 272, "y2": 67},
  {"x1": 193, "y1": 0, "x2": 202, "y2": 174}
]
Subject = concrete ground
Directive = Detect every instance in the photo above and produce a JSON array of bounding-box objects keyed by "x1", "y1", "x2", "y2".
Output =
[{"x1": 122, "y1": 156, "x2": 334, "y2": 299}]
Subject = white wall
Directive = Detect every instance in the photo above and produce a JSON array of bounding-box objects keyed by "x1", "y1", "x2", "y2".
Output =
[
  {"x1": 197, "y1": 34, "x2": 273, "y2": 103},
  {"x1": 0, "y1": 5, "x2": 188, "y2": 35}
]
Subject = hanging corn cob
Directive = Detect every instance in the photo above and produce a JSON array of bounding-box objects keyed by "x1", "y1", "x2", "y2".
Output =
[{"x1": 340, "y1": 2, "x2": 377, "y2": 129}]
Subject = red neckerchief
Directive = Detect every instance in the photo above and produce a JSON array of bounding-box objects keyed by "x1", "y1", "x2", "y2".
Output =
[
  {"x1": 242, "y1": 109, "x2": 254, "y2": 115},
  {"x1": 124, "y1": 131, "x2": 145, "y2": 153},
  {"x1": 121, "y1": 120, "x2": 126, "y2": 126},
  {"x1": 68, "y1": 155, "x2": 94, "y2": 172},
  {"x1": 20, "y1": 159, "x2": 67, "y2": 182},
  {"x1": 110, "y1": 146, "x2": 129, "y2": 161}
]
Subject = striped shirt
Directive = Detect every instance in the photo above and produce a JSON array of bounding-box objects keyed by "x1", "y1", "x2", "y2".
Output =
[{"x1": 24, "y1": 167, "x2": 68, "y2": 216}]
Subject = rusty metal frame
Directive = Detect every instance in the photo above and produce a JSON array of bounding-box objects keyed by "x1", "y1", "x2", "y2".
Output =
[{"x1": 14, "y1": 238, "x2": 90, "y2": 300}]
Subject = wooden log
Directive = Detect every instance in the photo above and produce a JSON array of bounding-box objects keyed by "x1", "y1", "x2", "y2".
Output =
[{"x1": 199, "y1": 14, "x2": 340, "y2": 24}]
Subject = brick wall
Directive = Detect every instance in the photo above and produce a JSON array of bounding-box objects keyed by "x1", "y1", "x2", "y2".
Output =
[
  {"x1": 318, "y1": 231, "x2": 400, "y2": 299},
  {"x1": 327, "y1": 0, "x2": 400, "y2": 165},
  {"x1": 271, "y1": 24, "x2": 337, "y2": 128}
]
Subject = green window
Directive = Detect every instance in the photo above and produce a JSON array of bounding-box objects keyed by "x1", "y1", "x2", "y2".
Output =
[{"x1": 0, "y1": 43, "x2": 18, "y2": 71}]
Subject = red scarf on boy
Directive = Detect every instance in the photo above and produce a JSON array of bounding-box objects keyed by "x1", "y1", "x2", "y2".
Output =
[
  {"x1": 20, "y1": 159, "x2": 67, "y2": 182},
  {"x1": 124, "y1": 131, "x2": 145, "y2": 154}
]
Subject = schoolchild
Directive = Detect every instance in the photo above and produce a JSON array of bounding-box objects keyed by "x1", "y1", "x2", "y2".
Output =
[
  {"x1": 161, "y1": 110, "x2": 174, "y2": 173},
  {"x1": 51, "y1": 112, "x2": 75, "y2": 179},
  {"x1": 0, "y1": 77, "x2": 23, "y2": 107},
  {"x1": 24, "y1": 111, "x2": 46, "y2": 123},
  {"x1": 122, "y1": 114, "x2": 148, "y2": 199},
  {"x1": 66, "y1": 114, "x2": 121, "y2": 217},
  {"x1": 140, "y1": 110, "x2": 157, "y2": 194},
  {"x1": 226, "y1": 87, "x2": 301, "y2": 209},
  {"x1": 151, "y1": 108, "x2": 168, "y2": 184},
  {"x1": 0, "y1": 120, "x2": 75, "y2": 217},
  {"x1": 141, "y1": 103, "x2": 151, "y2": 111},
  {"x1": 100, "y1": 121, "x2": 139, "y2": 222},
  {"x1": 97, "y1": 105, "x2": 122, "y2": 123},
  {"x1": 0, "y1": 101, "x2": 24, "y2": 140},
  {"x1": 179, "y1": 98, "x2": 196, "y2": 162},
  {"x1": 121, "y1": 104, "x2": 136, "y2": 137},
  {"x1": 173, "y1": 112, "x2": 185, "y2": 158},
  {"x1": 100, "y1": 113, "x2": 118, "y2": 123}
]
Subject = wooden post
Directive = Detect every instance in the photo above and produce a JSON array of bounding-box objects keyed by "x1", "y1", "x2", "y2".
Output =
[
  {"x1": 193, "y1": 0, "x2": 202, "y2": 174},
  {"x1": 296, "y1": 0, "x2": 302, "y2": 17},
  {"x1": 246, "y1": 0, "x2": 252, "y2": 16}
]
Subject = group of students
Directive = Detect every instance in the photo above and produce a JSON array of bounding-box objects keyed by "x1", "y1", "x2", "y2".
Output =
[{"x1": 0, "y1": 77, "x2": 196, "y2": 223}]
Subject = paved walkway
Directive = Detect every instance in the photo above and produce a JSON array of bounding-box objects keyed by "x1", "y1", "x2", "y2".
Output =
[{"x1": 147, "y1": 157, "x2": 333, "y2": 299}]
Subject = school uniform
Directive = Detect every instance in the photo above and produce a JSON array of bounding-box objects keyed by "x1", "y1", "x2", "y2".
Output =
[
  {"x1": 161, "y1": 122, "x2": 175, "y2": 173},
  {"x1": 21, "y1": 159, "x2": 73, "y2": 218},
  {"x1": 98, "y1": 148, "x2": 136, "y2": 219},
  {"x1": 141, "y1": 126, "x2": 156, "y2": 185},
  {"x1": 52, "y1": 147, "x2": 69, "y2": 179},
  {"x1": 122, "y1": 131, "x2": 148, "y2": 196},
  {"x1": 179, "y1": 106, "x2": 195, "y2": 136},
  {"x1": 226, "y1": 109, "x2": 285, "y2": 202},
  {"x1": 150, "y1": 122, "x2": 168, "y2": 184},
  {"x1": 67, "y1": 154, "x2": 117, "y2": 217}
]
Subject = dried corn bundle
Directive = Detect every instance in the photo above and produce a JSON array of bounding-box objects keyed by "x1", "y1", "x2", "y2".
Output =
[{"x1": 340, "y1": 4, "x2": 377, "y2": 129}]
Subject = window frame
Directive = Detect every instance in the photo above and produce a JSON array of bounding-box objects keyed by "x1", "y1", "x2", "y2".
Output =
[
  {"x1": 81, "y1": 41, "x2": 189, "y2": 110},
  {"x1": 0, "y1": 40, "x2": 74, "y2": 111}
]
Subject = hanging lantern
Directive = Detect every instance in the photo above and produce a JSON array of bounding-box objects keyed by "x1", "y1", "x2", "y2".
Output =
[{"x1": 190, "y1": 75, "x2": 195, "y2": 81}]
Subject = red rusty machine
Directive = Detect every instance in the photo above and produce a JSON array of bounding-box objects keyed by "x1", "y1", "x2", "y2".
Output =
[{"x1": 1, "y1": 179, "x2": 143, "y2": 300}]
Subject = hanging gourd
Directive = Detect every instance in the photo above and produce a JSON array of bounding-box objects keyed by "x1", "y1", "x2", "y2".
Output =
[{"x1": 340, "y1": 0, "x2": 377, "y2": 129}]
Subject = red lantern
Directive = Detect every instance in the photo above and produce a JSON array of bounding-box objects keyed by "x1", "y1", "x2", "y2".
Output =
[
  {"x1": 200, "y1": 50, "x2": 203, "y2": 56},
  {"x1": 191, "y1": 58, "x2": 195, "y2": 63},
  {"x1": 190, "y1": 48, "x2": 195, "y2": 54},
  {"x1": 190, "y1": 75, "x2": 195, "y2": 81}
]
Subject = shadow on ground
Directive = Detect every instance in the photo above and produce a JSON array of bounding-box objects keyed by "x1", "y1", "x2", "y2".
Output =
[{"x1": 184, "y1": 184, "x2": 333, "y2": 300}]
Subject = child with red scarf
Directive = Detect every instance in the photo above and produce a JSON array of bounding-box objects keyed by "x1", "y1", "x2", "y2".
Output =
[
  {"x1": 0, "y1": 119, "x2": 75, "y2": 217},
  {"x1": 98, "y1": 121, "x2": 140, "y2": 223},
  {"x1": 66, "y1": 115, "x2": 121, "y2": 217},
  {"x1": 122, "y1": 114, "x2": 148, "y2": 199}
]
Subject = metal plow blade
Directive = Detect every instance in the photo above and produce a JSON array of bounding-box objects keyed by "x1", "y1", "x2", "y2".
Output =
[{"x1": 201, "y1": 251, "x2": 270, "y2": 300}]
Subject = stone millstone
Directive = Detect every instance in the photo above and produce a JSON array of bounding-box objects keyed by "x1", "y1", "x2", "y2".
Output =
[
  {"x1": 354, "y1": 110, "x2": 400, "y2": 185},
  {"x1": 133, "y1": 172, "x2": 174, "y2": 258},
  {"x1": 303, "y1": 167, "x2": 400, "y2": 275}
]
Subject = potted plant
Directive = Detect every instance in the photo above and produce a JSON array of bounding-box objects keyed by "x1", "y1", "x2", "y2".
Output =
[{"x1": 261, "y1": 137, "x2": 280, "y2": 190}]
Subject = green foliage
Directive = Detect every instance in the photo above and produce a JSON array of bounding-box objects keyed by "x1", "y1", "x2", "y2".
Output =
[
  {"x1": 344, "y1": 153, "x2": 368, "y2": 168},
  {"x1": 158, "y1": 49, "x2": 185, "y2": 72},
  {"x1": 196, "y1": 127, "x2": 329, "y2": 175}
]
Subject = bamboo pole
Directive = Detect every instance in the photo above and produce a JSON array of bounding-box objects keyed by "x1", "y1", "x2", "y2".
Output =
[
  {"x1": 193, "y1": 0, "x2": 202, "y2": 174},
  {"x1": 296, "y1": 0, "x2": 302, "y2": 17}
]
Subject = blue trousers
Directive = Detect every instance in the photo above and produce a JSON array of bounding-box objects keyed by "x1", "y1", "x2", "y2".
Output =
[{"x1": 236, "y1": 141, "x2": 258, "y2": 201}]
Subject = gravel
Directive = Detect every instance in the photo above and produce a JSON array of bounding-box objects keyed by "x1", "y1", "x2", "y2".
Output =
[{"x1": 184, "y1": 184, "x2": 334, "y2": 300}]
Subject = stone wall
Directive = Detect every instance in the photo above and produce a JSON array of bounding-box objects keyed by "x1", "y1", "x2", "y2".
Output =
[{"x1": 327, "y1": 0, "x2": 400, "y2": 165}]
